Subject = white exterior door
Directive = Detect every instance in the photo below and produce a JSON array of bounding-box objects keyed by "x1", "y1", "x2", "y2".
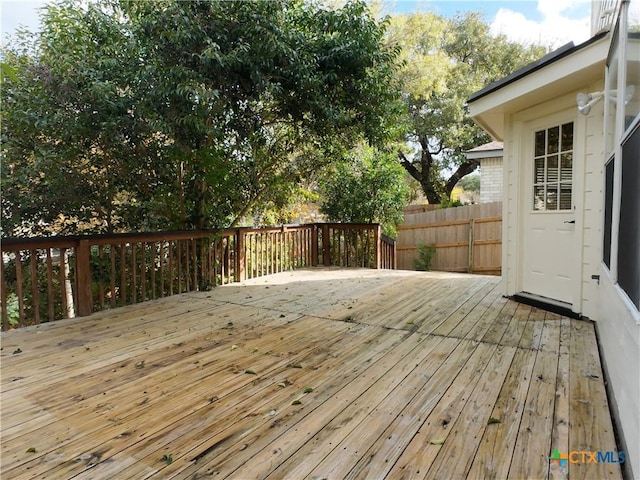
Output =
[{"x1": 521, "y1": 116, "x2": 579, "y2": 305}]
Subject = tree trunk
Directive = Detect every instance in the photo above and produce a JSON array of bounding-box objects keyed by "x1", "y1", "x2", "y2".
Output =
[
  {"x1": 398, "y1": 150, "x2": 442, "y2": 204},
  {"x1": 444, "y1": 160, "x2": 479, "y2": 200}
]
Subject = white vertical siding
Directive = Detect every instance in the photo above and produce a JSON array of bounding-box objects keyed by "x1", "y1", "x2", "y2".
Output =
[
  {"x1": 581, "y1": 80, "x2": 606, "y2": 319},
  {"x1": 502, "y1": 114, "x2": 518, "y2": 296}
]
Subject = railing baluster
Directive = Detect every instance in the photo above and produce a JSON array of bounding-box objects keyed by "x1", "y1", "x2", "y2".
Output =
[
  {"x1": 98, "y1": 245, "x2": 105, "y2": 310},
  {"x1": 132, "y1": 243, "x2": 137, "y2": 304},
  {"x1": 29, "y1": 250, "x2": 40, "y2": 324},
  {"x1": 158, "y1": 241, "x2": 164, "y2": 298},
  {"x1": 150, "y1": 242, "x2": 155, "y2": 300},
  {"x1": 46, "y1": 248, "x2": 55, "y2": 321},
  {"x1": 141, "y1": 242, "x2": 147, "y2": 301},
  {"x1": 110, "y1": 245, "x2": 117, "y2": 308},
  {"x1": 177, "y1": 240, "x2": 182, "y2": 293},
  {"x1": 212, "y1": 237, "x2": 218, "y2": 288},
  {"x1": 192, "y1": 238, "x2": 198, "y2": 290},
  {"x1": 198, "y1": 238, "x2": 204, "y2": 290},
  {"x1": 118, "y1": 244, "x2": 125, "y2": 306},
  {"x1": 263, "y1": 233, "x2": 266, "y2": 275},
  {"x1": 185, "y1": 239, "x2": 191, "y2": 291},
  {"x1": 1, "y1": 258, "x2": 8, "y2": 329},
  {"x1": 262, "y1": 232, "x2": 267, "y2": 276},
  {"x1": 15, "y1": 251, "x2": 24, "y2": 324},
  {"x1": 168, "y1": 241, "x2": 174, "y2": 296}
]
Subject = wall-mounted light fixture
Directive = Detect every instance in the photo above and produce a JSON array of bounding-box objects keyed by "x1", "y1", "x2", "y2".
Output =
[
  {"x1": 576, "y1": 91, "x2": 604, "y2": 115},
  {"x1": 576, "y1": 85, "x2": 635, "y2": 115}
]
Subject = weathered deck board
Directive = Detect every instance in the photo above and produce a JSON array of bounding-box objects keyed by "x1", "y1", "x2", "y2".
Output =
[{"x1": 0, "y1": 268, "x2": 622, "y2": 480}]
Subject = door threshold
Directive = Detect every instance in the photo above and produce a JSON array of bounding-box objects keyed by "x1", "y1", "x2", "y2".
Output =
[{"x1": 511, "y1": 292, "x2": 581, "y2": 319}]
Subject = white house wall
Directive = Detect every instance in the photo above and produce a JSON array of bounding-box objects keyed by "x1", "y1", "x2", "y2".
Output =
[{"x1": 596, "y1": 273, "x2": 640, "y2": 478}]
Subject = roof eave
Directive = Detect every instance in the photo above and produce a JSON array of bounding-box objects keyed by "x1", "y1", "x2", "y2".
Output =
[{"x1": 468, "y1": 31, "x2": 609, "y2": 105}]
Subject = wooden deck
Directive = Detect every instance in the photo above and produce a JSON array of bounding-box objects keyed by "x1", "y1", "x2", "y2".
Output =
[{"x1": 1, "y1": 268, "x2": 622, "y2": 479}]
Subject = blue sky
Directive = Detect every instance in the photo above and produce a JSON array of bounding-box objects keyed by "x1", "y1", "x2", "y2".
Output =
[
  {"x1": 385, "y1": 0, "x2": 592, "y2": 46},
  {"x1": 1, "y1": 0, "x2": 593, "y2": 47}
]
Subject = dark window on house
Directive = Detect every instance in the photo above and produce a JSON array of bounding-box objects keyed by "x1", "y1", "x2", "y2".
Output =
[
  {"x1": 603, "y1": 159, "x2": 614, "y2": 269},
  {"x1": 618, "y1": 123, "x2": 640, "y2": 309}
]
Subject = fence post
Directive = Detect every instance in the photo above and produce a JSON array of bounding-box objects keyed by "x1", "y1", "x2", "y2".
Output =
[
  {"x1": 322, "y1": 224, "x2": 331, "y2": 266},
  {"x1": 467, "y1": 219, "x2": 475, "y2": 274},
  {"x1": 236, "y1": 229, "x2": 245, "y2": 282},
  {"x1": 374, "y1": 224, "x2": 381, "y2": 269},
  {"x1": 75, "y1": 240, "x2": 93, "y2": 317}
]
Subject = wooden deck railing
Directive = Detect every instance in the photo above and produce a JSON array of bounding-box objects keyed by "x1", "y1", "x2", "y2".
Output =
[{"x1": 1, "y1": 223, "x2": 395, "y2": 329}]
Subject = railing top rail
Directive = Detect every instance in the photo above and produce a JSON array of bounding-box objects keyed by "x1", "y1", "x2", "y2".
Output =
[
  {"x1": 380, "y1": 234, "x2": 396, "y2": 245},
  {"x1": 1, "y1": 222, "x2": 384, "y2": 252},
  {"x1": 0, "y1": 229, "x2": 218, "y2": 252},
  {"x1": 322, "y1": 223, "x2": 381, "y2": 230}
]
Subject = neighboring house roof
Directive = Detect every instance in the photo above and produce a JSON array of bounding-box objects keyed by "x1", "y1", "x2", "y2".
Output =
[{"x1": 465, "y1": 141, "x2": 504, "y2": 160}]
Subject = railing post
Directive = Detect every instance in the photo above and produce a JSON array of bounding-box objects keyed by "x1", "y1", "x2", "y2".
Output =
[
  {"x1": 236, "y1": 229, "x2": 245, "y2": 282},
  {"x1": 311, "y1": 224, "x2": 318, "y2": 267},
  {"x1": 75, "y1": 240, "x2": 93, "y2": 317},
  {"x1": 322, "y1": 224, "x2": 331, "y2": 266},
  {"x1": 374, "y1": 224, "x2": 382, "y2": 269},
  {"x1": 393, "y1": 240, "x2": 397, "y2": 270}
]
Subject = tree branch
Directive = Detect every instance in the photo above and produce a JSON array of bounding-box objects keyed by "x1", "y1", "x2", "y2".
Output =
[
  {"x1": 397, "y1": 150, "x2": 421, "y2": 183},
  {"x1": 444, "y1": 160, "x2": 479, "y2": 198}
]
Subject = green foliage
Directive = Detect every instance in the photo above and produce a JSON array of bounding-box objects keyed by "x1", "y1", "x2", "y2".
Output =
[
  {"x1": 458, "y1": 174, "x2": 480, "y2": 193},
  {"x1": 440, "y1": 198, "x2": 465, "y2": 209},
  {"x1": 389, "y1": 12, "x2": 548, "y2": 204},
  {"x1": 1, "y1": 0, "x2": 403, "y2": 237},
  {"x1": 319, "y1": 145, "x2": 409, "y2": 237},
  {"x1": 5, "y1": 294, "x2": 20, "y2": 327},
  {"x1": 415, "y1": 243, "x2": 436, "y2": 271}
]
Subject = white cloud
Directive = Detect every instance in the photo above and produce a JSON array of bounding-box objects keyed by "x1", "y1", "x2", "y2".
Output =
[{"x1": 490, "y1": 0, "x2": 590, "y2": 49}]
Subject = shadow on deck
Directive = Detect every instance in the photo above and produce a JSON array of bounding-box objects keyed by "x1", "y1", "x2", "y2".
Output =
[{"x1": 1, "y1": 268, "x2": 622, "y2": 479}]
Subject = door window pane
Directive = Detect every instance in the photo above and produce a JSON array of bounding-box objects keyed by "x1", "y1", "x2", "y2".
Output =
[
  {"x1": 560, "y1": 185, "x2": 572, "y2": 210},
  {"x1": 548, "y1": 127, "x2": 559, "y2": 154},
  {"x1": 561, "y1": 153, "x2": 573, "y2": 181},
  {"x1": 561, "y1": 123, "x2": 574, "y2": 151},
  {"x1": 547, "y1": 155, "x2": 559, "y2": 182},
  {"x1": 534, "y1": 186, "x2": 545, "y2": 211},
  {"x1": 532, "y1": 123, "x2": 573, "y2": 211},
  {"x1": 535, "y1": 131, "x2": 546, "y2": 157},
  {"x1": 546, "y1": 185, "x2": 558, "y2": 210},
  {"x1": 535, "y1": 158, "x2": 545, "y2": 183}
]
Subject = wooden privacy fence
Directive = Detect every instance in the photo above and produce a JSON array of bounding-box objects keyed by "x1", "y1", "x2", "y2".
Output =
[
  {"x1": 397, "y1": 202, "x2": 502, "y2": 275},
  {"x1": 1, "y1": 223, "x2": 395, "y2": 330}
]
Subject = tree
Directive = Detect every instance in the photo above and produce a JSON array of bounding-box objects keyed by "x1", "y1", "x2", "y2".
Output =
[
  {"x1": 1, "y1": 0, "x2": 403, "y2": 237},
  {"x1": 319, "y1": 145, "x2": 408, "y2": 237},
  {"x1": 388, "y1": 12, "x2": 548, "y2": 204},
  {"x1": 458, "y1": 174, "x2": 480, "y2": 193}
]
